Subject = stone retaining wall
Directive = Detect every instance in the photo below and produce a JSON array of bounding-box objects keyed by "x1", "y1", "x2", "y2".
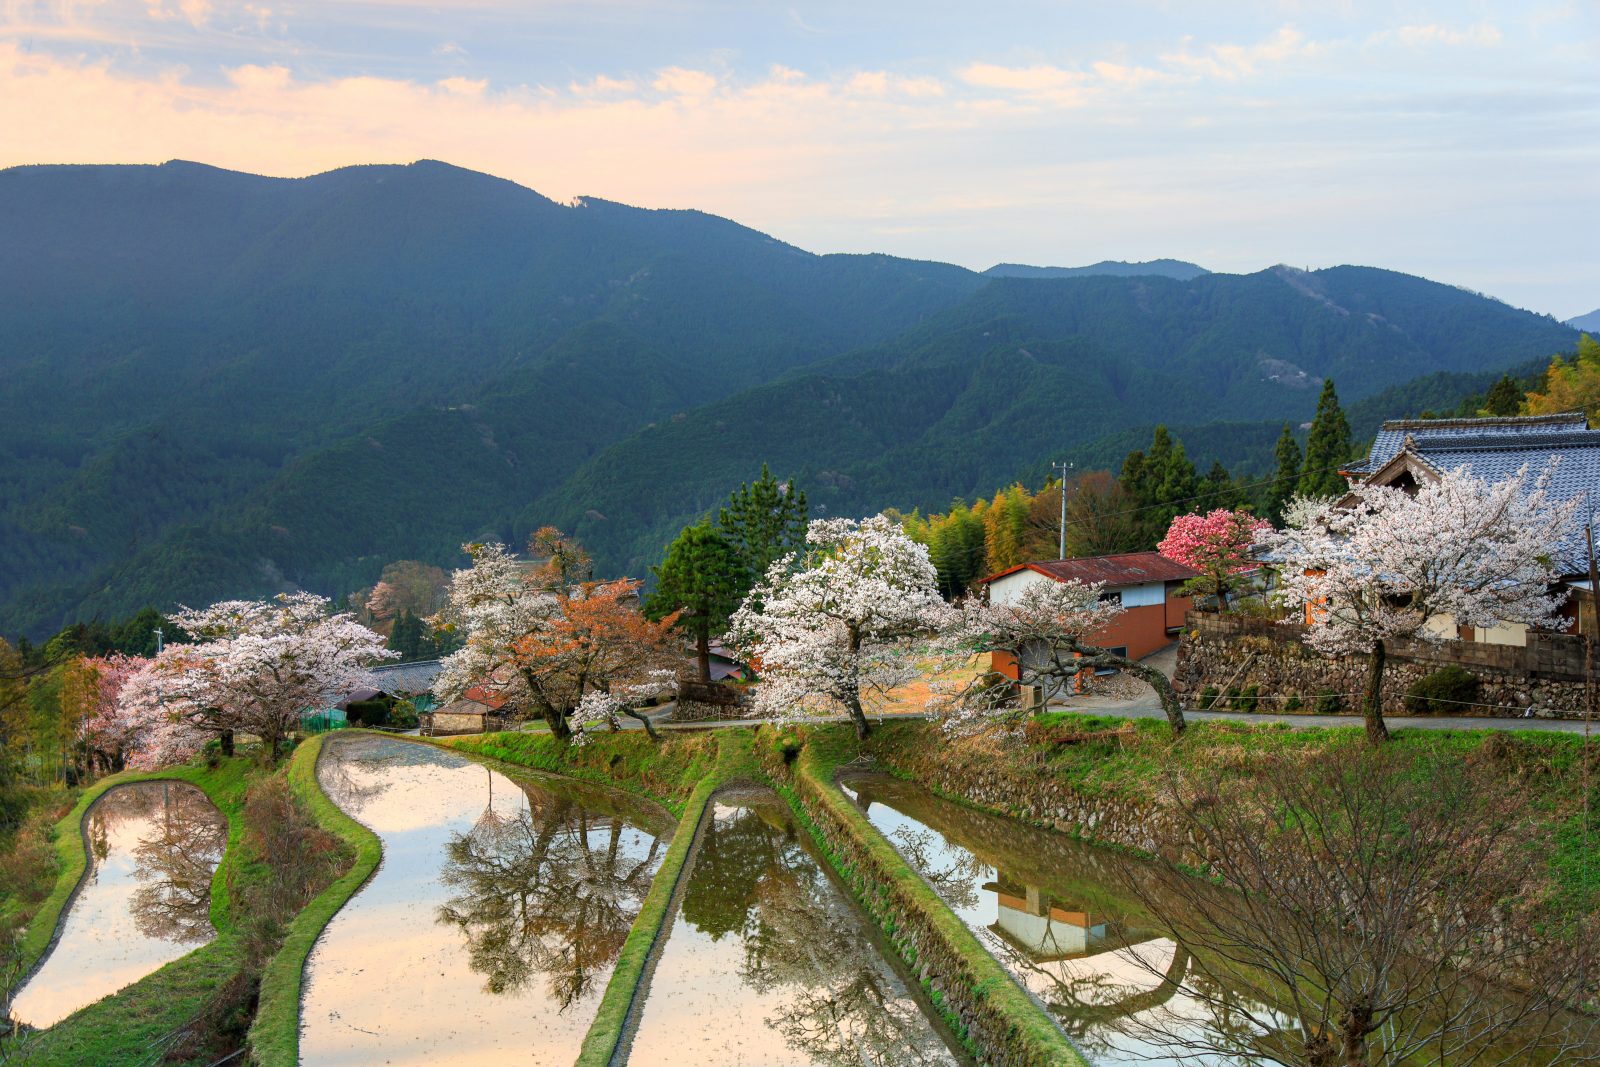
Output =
[
  {"x1": 1175, "y1": 612, "x2": 1594, "y2": 719},
  {"x1": 766, "y1": 742, "x2": 1087, "y2": 1067}
]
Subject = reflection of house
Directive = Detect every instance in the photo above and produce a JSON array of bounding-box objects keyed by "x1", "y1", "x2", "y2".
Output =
[
  {"x1": 983, "y1": 876, "x2": 1155, "y2": 964},
  {"x1": 1340, "y1": 413, "x2": 1600, "y2": 645},
  {"x1": 978, "y1": 552, "x2": 1197, "y2": 685}
]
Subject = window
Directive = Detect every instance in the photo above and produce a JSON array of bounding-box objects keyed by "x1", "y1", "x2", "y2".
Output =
[{"x1": 1098, "y1": 590, "x2": 1122, "y2": 606}]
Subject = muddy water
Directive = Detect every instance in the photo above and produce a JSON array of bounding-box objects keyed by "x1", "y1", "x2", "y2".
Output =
[
  {"x1": 839, "y1": 770, "x2": 1284, "y2": 1067},
  {"x1": 624, "y1": 791, "x2": 964, "y2": 1067},
  {"x1": 301, "y1": 734, "x2": 672, "y2": 1067},
  {"x1": 8, "y1": 780, "x2": 226, "y2": 1029}
]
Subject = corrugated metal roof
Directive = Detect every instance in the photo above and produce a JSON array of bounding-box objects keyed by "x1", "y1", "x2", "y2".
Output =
[{"x1": 983, "y1": 551, "x2": 1198, "y2": 588}]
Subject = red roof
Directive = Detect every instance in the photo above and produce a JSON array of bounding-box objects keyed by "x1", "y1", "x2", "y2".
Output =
[
  {"x1": 463, "y1": 685, "x2": 512, "y2": 710},
  {"x1": 980, "y1": 551, "x2": 1198, "y2": 588}
]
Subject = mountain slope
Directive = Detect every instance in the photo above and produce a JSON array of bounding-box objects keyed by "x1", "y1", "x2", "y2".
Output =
[
  {"x1": 530, "y1": 267, "x2": 1578, "y2": 576},
  {"x1": 1567, "y1": 308, "x2": 1600, "y2": 332},
  {"x1": 0, "y1": 160, "x2": 1579, "y2": 635}
]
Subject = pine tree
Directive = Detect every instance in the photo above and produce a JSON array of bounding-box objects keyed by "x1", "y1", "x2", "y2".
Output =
[
  {"x1": 1266, "y1": 423, "x2": 1303, "y2": 523},
  {"x1": 1479, "y1": 374, "x2": 1523, "y2": 417},
  {"x1": 718, "y1": 464, "x2": 808, "y2": 586},
  {"x1": 645, "y1": 523, "x2": 751, "y2": 682},
  {"x1": 1198, "y1": 460, "x2": 1238, "y2": 511},
  {"x1": 1122, "y1": 426, "x2": 1199, "y2": 547},
  {"x1": 1300, "y1": 379, "x2": 1353, "y2": 498}
]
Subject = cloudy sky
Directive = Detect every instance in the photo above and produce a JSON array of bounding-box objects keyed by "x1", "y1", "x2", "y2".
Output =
[{"x1": 3, "y1": 1, "x2": 1595, "y2": 316}]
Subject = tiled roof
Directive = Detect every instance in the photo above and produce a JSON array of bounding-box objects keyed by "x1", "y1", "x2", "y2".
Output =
[
  {"x1": 1351, "y1": 413, "x2": 1600, "y2": 574},
  {"x1": 1348, "y1": 412, "x2": 1588, "y2": 475},
  {"x1": 369, "y1": 658, "x2": 443, "y2": 696},
  {"x1": 982, "y1": 551, "x2": 1198, "y2": 588}
]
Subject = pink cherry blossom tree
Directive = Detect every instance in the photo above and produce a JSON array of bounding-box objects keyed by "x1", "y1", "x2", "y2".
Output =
[
  {"x1": 928, "y1": 577, "x2": 1187, "y2": 736},
  {"x1": 71, "y1": 653, "x2": 146, "y2": 776},
  {"x1": 119, "y1": 592, "x2": 392, "y2": 767},
  {"x1": 1158, "y1": 508, "x2": 1270, "y2": 612},
  {"x1": 728, "y1": 515, "x2": 942, "y2": 738},
  {"x1": 1264, "y1": 464, "x2": 1577, "y2": 744}
]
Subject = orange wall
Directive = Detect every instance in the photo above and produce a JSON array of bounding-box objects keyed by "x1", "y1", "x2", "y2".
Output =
[{"x1": 988, "y1": 600, "x2": 1177, "y2": 680}]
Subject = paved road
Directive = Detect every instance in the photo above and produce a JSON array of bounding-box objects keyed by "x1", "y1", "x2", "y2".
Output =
[{"x1": 1085, "y1": 703, "x2": 1600, "y2": 735}]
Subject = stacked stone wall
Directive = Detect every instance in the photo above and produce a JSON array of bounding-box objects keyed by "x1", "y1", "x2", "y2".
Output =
[{"x1": 1174, "y1": 612, "x2": 1594, "y2": 718}]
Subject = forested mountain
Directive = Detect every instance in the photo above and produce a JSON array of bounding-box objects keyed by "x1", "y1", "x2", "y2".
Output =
[
  {"x1": 1568, "y1": 309, "x2": 1600, "y2": 332},
  {"x1": 0, "y1": 160, "x2": 1580, "y2": 636}
]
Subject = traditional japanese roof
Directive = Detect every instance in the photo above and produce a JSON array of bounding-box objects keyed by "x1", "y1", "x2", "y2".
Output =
[
  {"x1": 1347, "y1": 412, "x2": 1590, "y2": 476},
  {"x1": 1347, "y1": 412, "x2": 1600, "y2": 575},
  {"x1": 433, "y1": 696, "x2": 496, "y2": 717},
  {"x1": 369, "y1": 658, "x2": 443, "y2": 696},
  {"x1": 980, "y1": 551, "x2": 1198, "y2": 588}
]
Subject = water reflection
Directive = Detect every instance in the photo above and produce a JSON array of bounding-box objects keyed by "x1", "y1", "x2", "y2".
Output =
[
  {"x1": 626, "y1": 794, "x2": 963, "y2": 1067},
  {"x1": 300, "y1": 735, "x2": 670, "y2": 1067},
  {"x1": 7, "y1": 781, "x2": 226, "y2": 1029},
  {"x1": 841, "y1": 771, "x2": 1284, "y2": 1066}
]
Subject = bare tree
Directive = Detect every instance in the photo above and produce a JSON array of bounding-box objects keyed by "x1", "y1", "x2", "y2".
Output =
[{"x1": 1120, "y1": 740, "x2": 1598, "y2": 1066}]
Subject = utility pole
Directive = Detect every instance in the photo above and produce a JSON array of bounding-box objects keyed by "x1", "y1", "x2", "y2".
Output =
[
  {"x1": 1051, "y1": 460, "x2": 1074, "y2": 560},
  {"x1": 153, "y1": 627, "x2": 164, "y2": 654}
]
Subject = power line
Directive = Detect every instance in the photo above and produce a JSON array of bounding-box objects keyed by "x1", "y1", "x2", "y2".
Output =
[{"x1": 1056, "y1": 459, "x2": 1355, "y2": 528}]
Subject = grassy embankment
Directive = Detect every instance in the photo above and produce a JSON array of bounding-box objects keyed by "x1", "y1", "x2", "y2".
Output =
[
  {"x1": 248, "y1": 733, "x2": 381, "y2": 1067},
  {"x1": 769, "y1": 725, "x2": 1086, "y2": 1066},
  {"x1": 7, "y1": 758, "x2": 256, "y2": 1067}
]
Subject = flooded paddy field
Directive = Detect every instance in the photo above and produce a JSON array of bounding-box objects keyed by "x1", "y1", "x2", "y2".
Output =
[
  {"x1": 8, "y1": 780, "x2": 227, "y2": 1029},
  {"x1": 623, "y1": 789, "x2": 967, "y2": 1067},
  {"x1": 300, "y1": 734, "x2": 672, "y2": 1067}
]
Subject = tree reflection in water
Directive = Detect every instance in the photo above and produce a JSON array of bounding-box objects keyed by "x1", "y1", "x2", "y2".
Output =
[
  {"x1": 689, "y1": 802, "x2": 957, "y2": 1067},
  {"x1": 126, "y1": 783, "x2": 228, "y2": 943},
  {"x1": 436, "y1": 786, "x2": 665, "y2": 1009}
]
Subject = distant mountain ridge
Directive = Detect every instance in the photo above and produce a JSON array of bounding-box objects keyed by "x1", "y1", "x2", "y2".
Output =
[
  {"x1": 984, "y1": 258, "x2": 1209, "y2": 281},
  {"x1": 1567, "y1": 308, "x2": 1600, "y2": 332},
  {"x1": 0, "y1": 160, "x2": 1580, "y2": 636}
]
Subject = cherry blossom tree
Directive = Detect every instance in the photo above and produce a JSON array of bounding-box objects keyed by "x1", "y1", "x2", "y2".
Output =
[
  {"x1": 1158, "y1": 507, "x2": 1270, "y2": 612},
  {"x1": 928, "y1": 577, "x2": 1188, "y2": 736},
  {"x1": 1264, "y1": 465, "x2": 1577, "y2": 744},
  {"x1": 728, "y1": 515, "x2": 942, "y2": 738},
  {"x1": 119, "y1": 593, "x2": 391, "y2": 767},
  {"x1": 569, "y1": 670, "x2": 678, "y2": 743},
  {"x1": 67, "y1": 654, "x2": 145, "y2": 777},
  {"x1": 433, "y1": 542, "x2": 679, "y2": 739}
]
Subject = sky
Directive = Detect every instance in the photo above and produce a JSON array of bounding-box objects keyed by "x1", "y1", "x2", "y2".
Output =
[{"x1": 2, "y1": 1, "x2": 1596, "y2": 317}]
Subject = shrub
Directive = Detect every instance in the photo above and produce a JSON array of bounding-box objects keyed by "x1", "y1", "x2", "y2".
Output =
[
  {"x1": 1233, "y1": 685, "x2": 1260, "y2": 712},
  {"x1": 1283, "y1": 694, "x2": 1304, "y2": 712},
  {"x1": 1404, "y1": 666, "x2": 1482, "y2": 714},
  {"x1": 345, "y1": 699, "x2": 390, "y2": 727},
  {"x1": 388, "y1": 699, "x2": 420, "y2": 729},
  {"x1": 1200, "y1": 685, "x2": 1219, "y2": 709},
  {"x1": 1314, "y1": 689, "x2": 1344, "y2": 714},
  {"x1": 1225, "y1": 686, "x2": 1241, "y2": 709}
]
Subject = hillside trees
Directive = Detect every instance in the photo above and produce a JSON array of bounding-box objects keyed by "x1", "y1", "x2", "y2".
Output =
[
  {"x1": 729, "y1": 516, "x2": 941, "y2": 738},
  {"x1": 644, "y1": 523, "x2": 749, "y2": 682},
  {"x1": 1267, "y1": 424, "x2": 1303, "y2": 523},
  {"x1": 1524, "y1": 334, "x2": 1600, "y2": 424},
  {"x1": 718, "y1": 464, "x2": 808, "y2": 587},
  {"x1": 1299, "y1": 379, "x2": 1354, "y2": 497},
  {"x1": 1264, "y1": 466, "x2": 1575, "y2": 743},
  {"x1": 1121, "y1": 426, "x2": 1200, "y2": 547}
]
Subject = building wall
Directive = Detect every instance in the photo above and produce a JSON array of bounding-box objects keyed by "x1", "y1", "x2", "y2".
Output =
[{"x1": 429, "y1": 712, "x2": 486, "y2": 735}]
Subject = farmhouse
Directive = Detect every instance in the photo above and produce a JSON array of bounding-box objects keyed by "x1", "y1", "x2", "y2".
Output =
[
  {"x1": 977, "y1": 551, "x2": 1197, "y2": 683},
  {"x1": 1340, "y1": 411, "x2": 1600, "y2": 643}
]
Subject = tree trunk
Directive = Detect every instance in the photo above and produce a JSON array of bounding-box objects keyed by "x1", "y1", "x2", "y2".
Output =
[
  {"x1": 844, "y1": 690, "x2": 871, "y2": 739},
  {"x1": 1363, "y1": 640, "x2": 1390, "y2": 745},
  {"x1": 696, "y1": 631, "x2": 712, "y2": 684},
  {"x1": 219, "y1": 729, "x2": 234, "y2": 758},
  {"x1": 544, "y1": 706, "x2": 571, "y2": 740},
  {"x1": 1124, "y1": 659, "x2": 1186, "y2": 737},
  {"x1": 624, "y1": 706, "x2": 661, "y2": 742}
]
